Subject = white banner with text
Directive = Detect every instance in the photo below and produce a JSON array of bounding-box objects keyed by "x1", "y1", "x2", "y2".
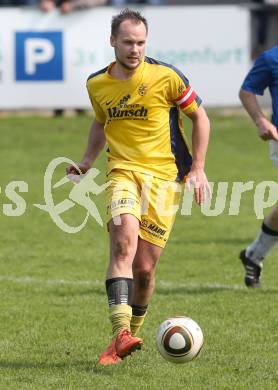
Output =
[{"x1": 0, "y1": 5, "x2": 250, "y2": 109}]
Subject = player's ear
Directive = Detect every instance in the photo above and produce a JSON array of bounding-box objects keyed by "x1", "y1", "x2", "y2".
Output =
[{"x1": 110, "y1": 35, "x2": 116, "y2": 48}]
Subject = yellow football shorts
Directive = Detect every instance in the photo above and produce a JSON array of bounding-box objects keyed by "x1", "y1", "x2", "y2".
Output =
[{"x1": 106, "y1": 169, "x2": 182, "y2": 248}]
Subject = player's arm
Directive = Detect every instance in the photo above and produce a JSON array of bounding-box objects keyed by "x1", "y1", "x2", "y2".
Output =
[
  {"x1": 66, "y1": 119, "x2": 106, "y2": 175},
  {"x1": 239, "y1": 89, "x2": 278, "y2": 141},
  {"x1": 186, "y1": 106, "x2": 211, "y2": 205},
  {"x1": 168, "y1": 68, "x2": 210, "y2": 203}
]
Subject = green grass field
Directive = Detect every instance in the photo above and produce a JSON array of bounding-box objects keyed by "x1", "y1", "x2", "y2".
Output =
[{"x1": 0, "y1": 112, "x2": 277, "y2": 389}]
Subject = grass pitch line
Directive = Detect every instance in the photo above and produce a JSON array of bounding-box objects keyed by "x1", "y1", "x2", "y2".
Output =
[
  {"x1": 0, "y1": 275, "x2": 102, "y2": 286},
  {"x1": 0, "y1": 275, "x2": 253, "y2": 291}
]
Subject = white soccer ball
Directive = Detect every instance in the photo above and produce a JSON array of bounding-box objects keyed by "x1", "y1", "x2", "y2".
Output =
[{"x1": 156, "y1": 316, "x2": 204, "y2": 363}]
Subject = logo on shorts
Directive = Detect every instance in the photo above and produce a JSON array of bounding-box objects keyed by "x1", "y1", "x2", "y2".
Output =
[
  {"x1": 147, "y1": 223, "x2": 166, "y2": 236},
  {"x1": 141, "y1": 218, "x2": 148, "y2": 228},
  {"x1": 109, "y1": 197, "x2": 136, "y2": 211},
  {"x1": 140, "y1": 219, "x2": 166, "y2": 240}
]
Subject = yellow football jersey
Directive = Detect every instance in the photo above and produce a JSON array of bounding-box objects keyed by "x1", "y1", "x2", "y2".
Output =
[{"x1": 86, "y1": 57, "x2": 201, "y2": 182}]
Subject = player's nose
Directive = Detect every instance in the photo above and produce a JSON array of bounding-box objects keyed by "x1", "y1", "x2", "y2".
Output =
[{"x1": 130, "y1": 44, "x2": 139, "y2": 52}]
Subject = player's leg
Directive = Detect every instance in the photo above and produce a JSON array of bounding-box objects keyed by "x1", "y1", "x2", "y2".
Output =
[
  {"x1": 130, "y1": 238, "x2": 162, "y2": 336},
  {"x1": 265, "y1": 205, "x2": 278, "y2": 231},
  {"x1": 99, "y1": 214, "x2": 143, "y2": 364},
  {"x1": 107, "y1": 213, "x2": 139, "y2": 279},
  {"x1": 240, "y1": 204, "x2": 278, "y2": 288},
  {"x1": 106, "y1": 214, "x2": 138, "y2": 338},
  {"x1": 99, "y1": 169, "x2": 143, "y2": 365},
  {"x1": 107, "y1": 214, "x2": 143, "y2": 358},
  {"x1": 99, "y1": 214, "x2": 139, "y2": 365},
  {"x1": 130, "y1": 175, "x2": 181, "y2": 335}
]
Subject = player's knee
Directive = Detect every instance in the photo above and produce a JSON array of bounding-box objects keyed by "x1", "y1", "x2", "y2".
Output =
[{"x1": 134, "y1": 266, "x2": 155, "y2": 290}]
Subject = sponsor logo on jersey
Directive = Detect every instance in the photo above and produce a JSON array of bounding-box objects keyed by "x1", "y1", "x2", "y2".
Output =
[
  {"x1": 107, "y1": 105, "x2": 148, "y2": 119},
  {"x1": 107, "y1": 94, "x2": 148, "y2": 121},
  {"x1": 118, "y1": 94, "x2": 130, "y2": 108}
]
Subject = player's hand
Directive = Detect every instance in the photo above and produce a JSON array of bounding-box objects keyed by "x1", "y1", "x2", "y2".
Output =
[
  {"x1": 185, "y1": 168, "x2": 211, "y2": 206},
  {"x1": 257, "y1": 117, "x2": 278, "y2": 141},
  {"x1": 66, "y1": 160, "x2": 91, "y2": 176}
]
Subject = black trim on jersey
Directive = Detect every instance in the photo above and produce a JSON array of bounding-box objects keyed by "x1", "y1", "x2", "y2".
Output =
[
  {"x1": 144, "y1": 56, "x2": 189, "y2": 86},
  {"x1": 87, "y1": 66, "x2": 108, "y2": 82},
  {"x1": 169, "y1": 107, "x2": 192, "y2": 182},
  {"x1": 196, "y1": 95, "x2": 202, "y2": 106}
]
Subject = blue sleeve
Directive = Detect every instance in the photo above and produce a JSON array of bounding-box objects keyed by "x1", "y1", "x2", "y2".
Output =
[{"x1": 241, "y1": 53, "x2": 272, "y2": 96}]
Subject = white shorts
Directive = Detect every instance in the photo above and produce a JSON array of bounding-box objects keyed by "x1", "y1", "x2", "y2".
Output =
[{"x1": 269, "y1": 140, "x2": 278, "y2": 168}]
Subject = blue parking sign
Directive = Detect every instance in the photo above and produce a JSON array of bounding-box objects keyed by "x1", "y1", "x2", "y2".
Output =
[{"x1": 15, "y1": 32, "x2": 63, "y2": 81}]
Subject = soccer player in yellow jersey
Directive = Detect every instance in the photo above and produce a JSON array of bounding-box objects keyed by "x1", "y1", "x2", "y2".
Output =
[{"x1": 67, "y1": 8, "x2": 211, "y2": 365}]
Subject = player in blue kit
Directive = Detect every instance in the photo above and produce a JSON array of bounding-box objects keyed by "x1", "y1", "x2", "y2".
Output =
[{"x1": 239, "y1": 45, "x2": 278, "y2": 288}]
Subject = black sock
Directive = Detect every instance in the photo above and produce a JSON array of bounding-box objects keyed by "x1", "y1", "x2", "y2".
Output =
[
  {"x1": 105, "y1": 277, "x2": 133, "y2": 307},
  {"x1": 132, "y1": 303, "x2": 148, "y2": 316},
  {"x1": 262, "y1": 222, "x2": 278, "y2": 236}
]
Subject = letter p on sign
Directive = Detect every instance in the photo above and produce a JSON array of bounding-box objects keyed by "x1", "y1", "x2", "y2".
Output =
[
  {"x1": 15, "y1": 32, "x2": 63, "y2": 81},
  {"x1": 25, "y1": 38, "x2": 54, "y2": 75}
]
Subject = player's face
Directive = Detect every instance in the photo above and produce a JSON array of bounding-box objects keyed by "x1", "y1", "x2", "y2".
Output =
[{"x1": 111, "y1": 20, "x2": 147, "y2": 71}]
